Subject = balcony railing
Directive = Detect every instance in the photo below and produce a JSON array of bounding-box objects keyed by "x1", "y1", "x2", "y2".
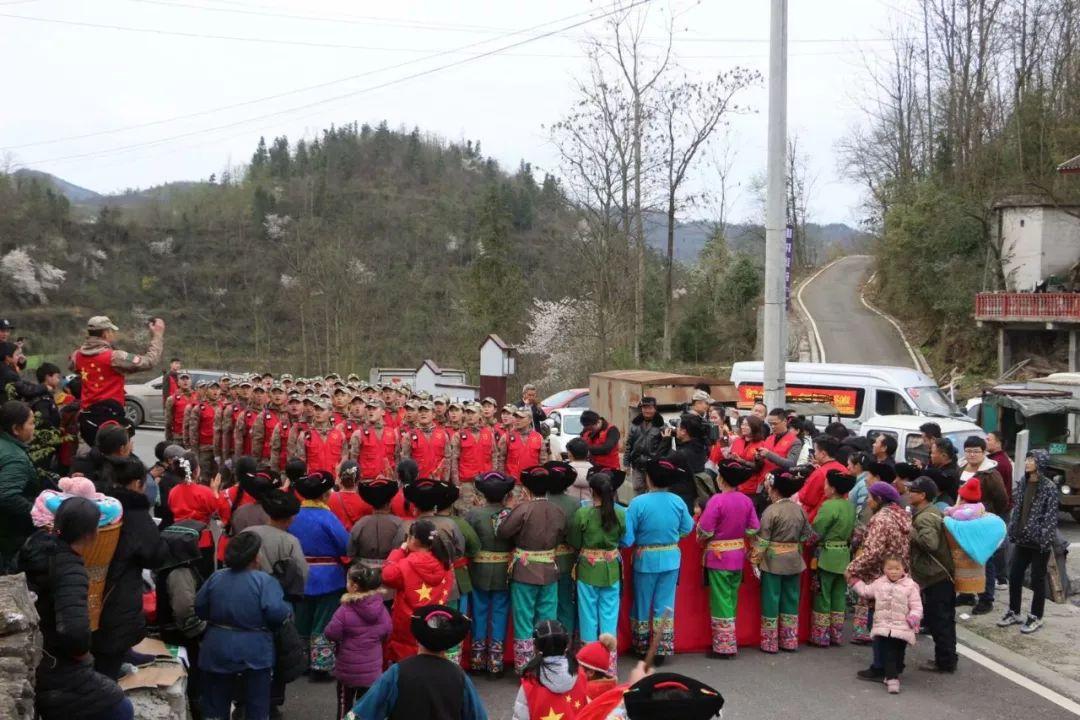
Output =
[{"x1": 975, "y1": 292, "x2": 1080, "y2": 322}]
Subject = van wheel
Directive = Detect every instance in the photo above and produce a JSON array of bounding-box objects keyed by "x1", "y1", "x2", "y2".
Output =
[{"x1": 124, "y1": 400, "x2": 144, "y2": 428}]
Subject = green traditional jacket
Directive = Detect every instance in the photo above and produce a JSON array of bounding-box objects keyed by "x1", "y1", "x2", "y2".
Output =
[
  {"x1": 812, "y1": 497, "x2": 857, "y2": 574},
  {"x1": 548, "y1": 491, "x2": 583, "y2": 577},
  {"x1": 465, "y1": 503, "x2": 512, "y2": 592},
  {"x1": 449, "y1": 514, "x2": 481, "y2": 595},
  {"x1": 566, "y1": 505, "x2": 626, "y2": 588}
]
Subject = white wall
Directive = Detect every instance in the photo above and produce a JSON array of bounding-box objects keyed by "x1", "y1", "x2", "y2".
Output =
[
  {"x1": 1002, "y1": 206, "x2": 1045, "y2": 291},
  {"x1": 1040, "y1": 208, "x2": 1080, "y2": 282},
  {"x1": 480, "y1": 341, "x2": 505, "y2": 377},
  {"x1": 414, "y1": 365, "x2": 436, "y2": 395}
]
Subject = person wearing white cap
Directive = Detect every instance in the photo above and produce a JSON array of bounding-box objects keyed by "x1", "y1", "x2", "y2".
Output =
[{"x1": 69, "y1": 315, "x2": 165, "y2": 445}]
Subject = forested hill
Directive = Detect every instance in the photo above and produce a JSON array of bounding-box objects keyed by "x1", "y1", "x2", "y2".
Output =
[{"x1": 0, "y1": 122, "x2": 582, "y2": 374}]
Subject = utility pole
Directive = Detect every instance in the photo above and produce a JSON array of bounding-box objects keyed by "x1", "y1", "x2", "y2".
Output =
[{"x1": 763, "y1": 0, "x2": 789, "y2": 410}]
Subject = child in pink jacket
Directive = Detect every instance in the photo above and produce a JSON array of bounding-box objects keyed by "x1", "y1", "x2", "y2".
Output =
[{"x1": 852, "y1": 556, "x2": 923, "y2": 694}]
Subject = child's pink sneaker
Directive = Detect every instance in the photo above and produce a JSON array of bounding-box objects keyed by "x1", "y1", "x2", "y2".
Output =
[{"x1": 886, "y1": 679, "x2": 900, "y2": 694}]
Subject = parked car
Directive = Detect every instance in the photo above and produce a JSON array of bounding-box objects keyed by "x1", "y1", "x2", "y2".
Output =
[
  {"x1": 858, "y1": 414, "x2": 986, "y2": 466},
  {"x1": 124, "y1": 369, "x2": 226, "y2": 427},
  {"x1": 546, "y1": 408, "x2": 586, "y2": 459},
  {"x1": 541, "y1": 388, "x2": 589, "y2": 414}
]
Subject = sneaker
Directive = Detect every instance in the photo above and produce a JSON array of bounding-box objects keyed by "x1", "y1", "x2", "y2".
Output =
[
  {"x1": 971, "y1": 599, "x2": 994, "y2": 615},
  {"x1": 886, "y1": 679, "x2": 900, "y2": 694},
  {"x1": 1020, "y1": 615, "x2": 1044, "y2": 634},
  {"x1": 996, "y1": 577, "x2": 1008, "y2": 587},
  {"x1": 857, "y1": 667, "x2": 884, "y2": 681},
  {"x1": 997, "y1": 610, "x2": 1022, "y2": 627}
]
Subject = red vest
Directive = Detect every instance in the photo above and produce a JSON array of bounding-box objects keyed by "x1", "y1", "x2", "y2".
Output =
[
  {"x1": 332, "y1": 410, "x2": 346, "y2": 426},
  {"x1": 582, "y1": 423, "x2": 620, "y2": 470},
  {"x1": 170, "y1": 392, "x2": 192, "y2": 437},
  {"x1": 239, "y1": 409, "x2": 259, "y2": 455},
  {"x1": 357, "y1": 425, "x2": 398, "y2": 479},
  {"x1": 761, "y1": 430, "x2": 799, "y2": 475},
  {"x1": 456, "y1": 426, "x2": 494, "y2": 482},
  {"x1": 304, "y1": 426, "x2": 345, "y2": 477},
  {"x1": 277, "y1": 417, "x2": 302, "y2": 470},
  {"x1": 72, "y1": 349, "x2": 126, "y2": 407},
  {"x1": 259, "y1": 409, "x2": 282, "y2": 461},
  {"x1": 408, "y1": 427, "x2": 449, "y2": 479},
  {"x1": 339, "y1": 417, "x2": 363, "y2": 442},
  {"x1": 196, "y1": 402, "x2": 216, "y2": 446},
  {"x1": 522, "y1": 668, "x2": 589, "y2": 720},
  {"x1": 505, "y1": 429, "x2": 543, "y2": 481},
  {"x1": 226, "y1": 404, "x2": 246, "y2": 453}
]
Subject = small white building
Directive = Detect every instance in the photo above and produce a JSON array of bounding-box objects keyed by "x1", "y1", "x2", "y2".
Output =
[
  {"x1": 995, "y1": 196, "x2": 1080, "y2": 291},
  {"x1": 368, "y1": 360, "x2": 477, "y2": 401}
]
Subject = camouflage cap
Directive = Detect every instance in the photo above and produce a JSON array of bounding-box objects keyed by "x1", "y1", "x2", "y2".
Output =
[
  {"x1": 379, "y1": 383, "x2": 396, "y2": 392},
  {"x1": 287, "y1": 392, "x2": 302, "y2": 401},
  {"x1": 312, "y1": 397, "x2": 330, "y2": 410},
  {"x1": 447, "y1": 399, "x2": 463, "y2": 410},
  {"x1": 365, "y1": 398, "x2": 385, "y2": 408},
  {"x1": 417, "y1": 399, "x2": 434, "y2": 411},
  {"x1": 463, "y1": 402, "x2": 481, "y2": 413},
  {"x1": 512, "y1": 407, "x2": 531, "y2": 418},
  {"x1": 691, "y1": 390, "x2": 713, "y2": 403},
  {"x1": 239, "y1": 379, "x2": 254, "y2": 388},
  {"x1": 360, "y1": 381, "x2": 376, "y2": 391},
  {"x1": 325, "y1": 373, "x2": 341, "y2": 381},
  {"x1": 404, "y1": 399, "x2": 419, "y2": 410},
  {"x1": 270, "y1": 384, "x2": 285, "y2": 393},
  {"x1": 333, "y1": 386, "x2": 347, "y2": 395},
  {"x1": 87, "y1": 315, "x2": 119, "y2": 331},
  {"x1": 280, "y1": 373, "x2": 294, "y2": 381},
  {"x1": 502, "y1": 404, "x2": 518, "y2": 415},
  {"x1": 178, "y1": 371, "x2": 191, "y2": 379},
  {"x1": 481, "y1": 396, "x2": 498, "y2": 406},
  {"x1": 434, "y1": 395, "x2": 450, "y2": 405},
  {"x1": 251, "y1": 384, "x2": 267, "y2": 393},
  {"x1": 347, "y1": 373, "x2": 360, "y2": 383},
  {"x1": 194, "y1": 379, "x2": 209, "y2": 389}
]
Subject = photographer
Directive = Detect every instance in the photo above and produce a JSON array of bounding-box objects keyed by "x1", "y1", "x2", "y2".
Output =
[
  {"x1": 69, "y1": 316, "x2": 165, "y2": 446},
  {"x1": 623, "y1": 397, "x2": 666, "y2": 494},
  {"x1": 661, "y1": 413, "x2": 708, "y2": 513}
]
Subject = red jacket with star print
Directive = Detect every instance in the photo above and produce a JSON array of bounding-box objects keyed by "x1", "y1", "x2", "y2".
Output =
[{"x1": 380, "y1": 546, "x2": 455, "y2": 662}]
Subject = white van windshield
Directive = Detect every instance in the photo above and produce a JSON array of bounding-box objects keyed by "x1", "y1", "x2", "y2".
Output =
[{"x1": 906, "y1": 386, "x2": 960, "y2": 417}]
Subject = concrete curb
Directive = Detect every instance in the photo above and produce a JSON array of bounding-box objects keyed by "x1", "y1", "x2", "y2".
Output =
[
  {"x1": 957, "y1": 625, "x2": 1080, "y2": 706},
  {"x1": 858, "y1": 269, "x2": 934, "y2": 375}
]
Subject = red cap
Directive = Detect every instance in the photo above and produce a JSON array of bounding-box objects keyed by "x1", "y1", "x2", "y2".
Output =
[
  {"x1": 959, "y1": 476, "x2": 982, "y2": 503},
  {"x1": 576, "y1": 635, "x2": 617, "y2": 677}
]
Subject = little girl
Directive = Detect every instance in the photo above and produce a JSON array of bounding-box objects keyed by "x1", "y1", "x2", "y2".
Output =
[
  {"x1": 851, "y1": 556, "x2": 923, "y2": 694},
  {"x1": 513, "y1": 620, "x2": 588, "y2": 720},
  {"x1": 945, "y1": 477, "x2": 985, "y2": 520},
  {"x1": 324, "y1": 565, "x2": 392, "y2": 720}
]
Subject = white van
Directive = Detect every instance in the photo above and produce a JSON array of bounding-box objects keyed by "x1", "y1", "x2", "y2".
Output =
[
  {"x1": 729, "y1": 362, "x2": 964, "y2": 430},
  {"x1": 859, "y1": 415, "x2": 986, "y2": 465}
]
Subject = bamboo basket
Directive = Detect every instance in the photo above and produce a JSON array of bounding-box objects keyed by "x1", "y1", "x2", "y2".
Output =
[
  {"x1": 944, "y1": 530, "x2": 985, "y2": 595},
  {"x1": 85, "y1": 522, "x2": 122, "y2": 631}
]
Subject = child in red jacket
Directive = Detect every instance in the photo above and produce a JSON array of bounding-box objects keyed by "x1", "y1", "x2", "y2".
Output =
[{"x1": 380, "y1": 519, "x2": 455, "y2": 662}]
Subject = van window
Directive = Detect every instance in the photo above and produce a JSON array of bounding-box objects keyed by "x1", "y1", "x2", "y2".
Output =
[
  {"x1": 905, "y1": 434, "x2": 929, "y2": 464},
  {"x1": 875, "y1": 390, "x2": 912, "y2": 416}
]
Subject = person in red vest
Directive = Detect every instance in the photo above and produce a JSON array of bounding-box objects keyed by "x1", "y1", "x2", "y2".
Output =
[
  {"x1": 579, "y1": 410, "x2": 622, "y2": 471},
  {"x1": 756, "y1": 408, "x2": 804, "y2": 477},
  {"x1": 724, "y1": 415, "x2": 766, "y2": 497},
  {"x1": 450, "y1": 402, "x2": 496, "y2": 512},
  {"x1": 513, "y1": 619, "x2": 588, "y2": 720},
  {"x1": 349, "y1": 398, "x2": 399, "y2": 479},
  {"x1": 298, "y1": 398, "x2": 347, "y2": 479},
  {"x1": 186, "y1": 379, "x2": 221, "y2": 476},
  {"x1": 400, "y1": 399, "x2": 451, "y2": 480},
  {"x1": 164, "y1": 371, "x2": 193, "y2": 446},
  {"x1": 338, "y1": 394, "x2": 365, "y2": 441},
  {"x1": 70, "y1": 315, "x2": 164, "y2": 446},
  {"x1": 269, "y1": 392, "x2": 304, "y2": 473},
  {"x1": 250, "y1": 384, "x2": 287, "y2": 471},
  {"x1": 233, "y1": 385, "x2": 267, "y2": 459},
  {"x1": 499, "y1": 407, "x2": 550, "y2": 482},
  {"x1": 797, "y1": 434, "x2": 846, "y2": 522},
  {"x1": 161, "y1": 357, "x2": 181, "y2": 410},
  {"x1": 219, "y1": 378, "x2": 252, "y2": 475}
]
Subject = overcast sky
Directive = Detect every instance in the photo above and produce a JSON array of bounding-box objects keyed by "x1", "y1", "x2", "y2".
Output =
[{"x1": 0, "y1": 0, "x2": 912, "y2": 225}]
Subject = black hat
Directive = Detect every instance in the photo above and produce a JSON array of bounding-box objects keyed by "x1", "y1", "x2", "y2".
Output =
[
  {"x1": 0, "y1": 319, "x2": 12, "y2": 330},
  {"x1": 160, "y1": 519, "x2": 205, "y2": 568},
  {"x1": 825, "y1": 469, "x2": 857, "y2": 496},
  {"x1": 715, "y1": 460, "x2": 753, "y2": 487},
  {"x1": 908, "y1": 476, "x2": 940, "y2": 498},
  {"x1": 295, "y1": 470, "x2": 334, "y2": 499},
  {"x1": 542, "y1": 460, "x2": 576, "y2": 493},
  {"x1": 403, "y1": 479, "x2": 458, "y2": 511},
  {"x1": 894, "y1": 462, "x2": 920, "y2": 481},
  {"x1": 410, "y1": 604, "x2": 471, "y2": 652},
  {"x1": 475, "y1": 471, "x2": 515, "y2": 503},
  {"x1": 622, "y1": 672, "x2": 725, "y2": 720},
  {"x1": 358, "y1": 478, "x2": 399, "y2": 509},
  {"x1": 586, "y1": 465, "x2": 627, "y2": 492},
  {"x1": 867, "y1": 461, "x2": 897, "y2": 484},
  {"x1": 644, "y1": 458, "x2": 689, "y2": 488},
  {"x1": 638, "y1": 396, "x2": 657, "y2": 408},
  {"x1": 520, "y1": 465, "x2": 552, "y2": 496},
  {"x1": 396, "y1": 458, "x2": 419, "y2": 486},
  {"x1": 238, "y1": 460, "x2": 276, "y2": 499},
  {"x1": 770, "y1": 471, "x2": 804, "y2": 498},
  {"x1": 260, "y1": 488, "x2": 301, "y2": 519}
]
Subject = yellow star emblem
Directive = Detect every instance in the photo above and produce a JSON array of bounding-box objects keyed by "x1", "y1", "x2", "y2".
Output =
[
  {"x1": 80, "y1": 369, "x2": 89, "y2": 381},
  {"x1": 415, "y1": 583, "x2": 433, "y2": 602},
  {"x1": 573, "y1": 701, "x2": 581, "y2": 709},
  {"x1": 540, "y1": 710, "x2": 563, "y2": 720}
]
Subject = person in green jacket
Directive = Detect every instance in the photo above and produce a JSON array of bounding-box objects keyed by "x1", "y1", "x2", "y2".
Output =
[
  {"x1": 464, "y1": 471, "x2": 515, "y2": 679},
  {"x1": 566, "y1": 469, "x2": 626, "y2": 649},
  {"x1": 544, "y1": 460, "x2": 583, "y2": 638},
  {"x1": 810, "y1": 470, "x2": 857, "y2": 647},
  {"x1": 0, "y1": 401, "x2": 40, "y2": 571}
]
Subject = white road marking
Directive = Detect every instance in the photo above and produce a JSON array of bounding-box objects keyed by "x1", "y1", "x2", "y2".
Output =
[
  {"x1": 795, "y1": 257, "x2": 847, "y2": 363},
  {"x1": 858, "y1": 269, "x2": 931, "y2": 373},
  {"x1": 956, "y1": 643, "x2": 1080, "y2": 716}
]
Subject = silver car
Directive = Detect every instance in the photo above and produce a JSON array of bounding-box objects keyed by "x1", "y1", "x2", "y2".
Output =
[{"x1": 124, "y1": 369, "x2": 226, "y2": 427}]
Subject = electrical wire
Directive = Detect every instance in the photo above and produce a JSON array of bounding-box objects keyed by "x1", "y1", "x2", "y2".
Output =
[{"x1": 16, "y1": 0, "x2": 654, "y2": 167}]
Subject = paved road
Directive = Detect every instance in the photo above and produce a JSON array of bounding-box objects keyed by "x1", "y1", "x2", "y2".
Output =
[
  {"x1": 131, "y1": 427, "x2": 1080, "y2": 719},
  {"x1": 799, "y1": 255, "x2": 917, "y2": 368}
]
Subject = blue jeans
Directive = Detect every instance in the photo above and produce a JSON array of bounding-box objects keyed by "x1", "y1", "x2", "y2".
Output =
[
  {"x1": 202, "y1": 668, "x2": 272, "y2": 720},
  {"x1": 88, "y1": 698, "x2": 134, "y2": 720}
]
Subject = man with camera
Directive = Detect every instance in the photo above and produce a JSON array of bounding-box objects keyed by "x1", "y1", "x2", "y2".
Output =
[{"x1": 70, "y1": 316, "x2": 165, "y2": 445}]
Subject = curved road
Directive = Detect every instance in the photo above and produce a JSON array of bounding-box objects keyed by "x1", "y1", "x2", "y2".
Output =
[{"x1": 799, "y1": 254, "x2": 917, "y2": 368}]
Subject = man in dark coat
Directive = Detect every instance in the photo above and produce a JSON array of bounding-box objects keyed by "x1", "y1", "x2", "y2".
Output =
[
  {"x1": 0, "y1": 341, "x2": 47, "y2": 403},
  {"x1": 623, "y1": 396, "x2": 667, "y2": 494}
]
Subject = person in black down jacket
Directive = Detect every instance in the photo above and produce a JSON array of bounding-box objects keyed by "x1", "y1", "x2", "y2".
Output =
[
  {"x1": 662, "y1": 413, "x2": 709, "y2": 514},
  {"x1": 93, "y1": 456, "x2": 170, "y2": 679},
  {"x1": 19, "y1": 497, "x2": 132, "y2": 720},
  {"x1": 622, "y1": 396, "x2": 667, "y2": 494}
]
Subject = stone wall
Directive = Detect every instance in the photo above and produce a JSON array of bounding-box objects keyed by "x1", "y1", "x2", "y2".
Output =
[{"x1": 0, "y1": 574, "x2": 41, "y2": 720}]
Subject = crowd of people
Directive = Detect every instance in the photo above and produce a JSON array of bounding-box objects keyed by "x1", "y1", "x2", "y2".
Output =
[{"x1": 0, "y1": 314, "x2": 1065, "y2": 720}]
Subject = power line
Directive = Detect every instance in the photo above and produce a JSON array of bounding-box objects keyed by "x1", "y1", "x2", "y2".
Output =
[
  {"x1": 1, "y1": 3, "x2": 603, "y2": 151},
  {"x1": 18, "y1": 0, "x2": 655, "y2": 167}
]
